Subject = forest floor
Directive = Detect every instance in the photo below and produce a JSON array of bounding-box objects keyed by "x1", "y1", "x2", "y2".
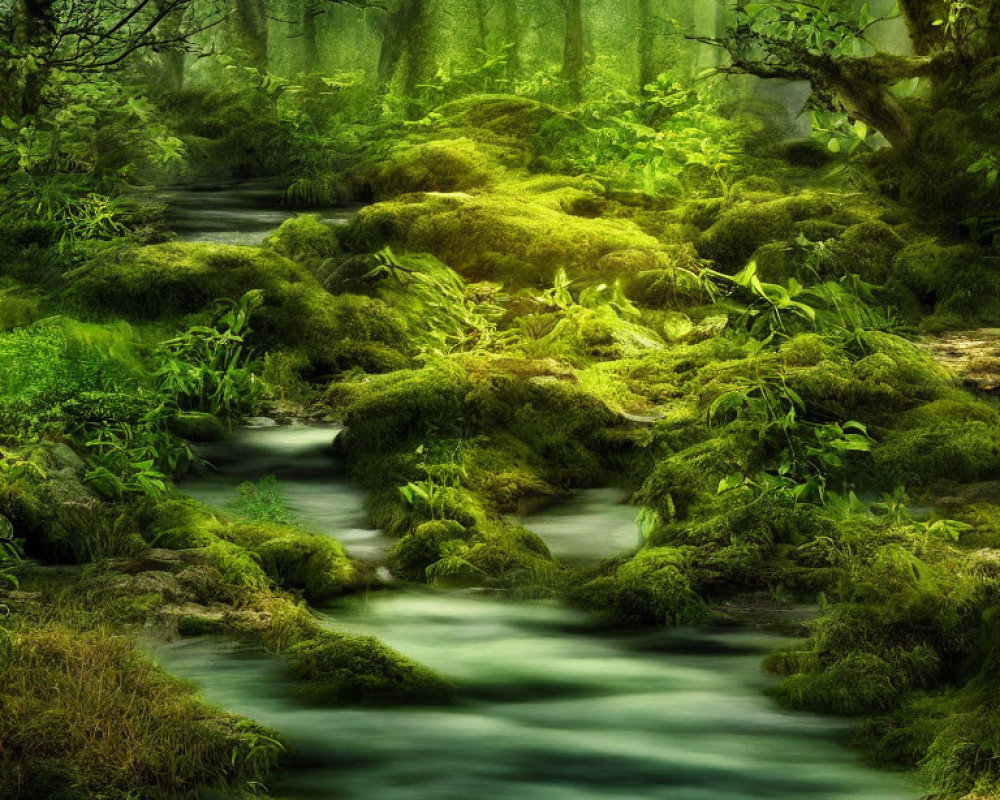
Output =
[{"x1": 3, "y1": 94, "x2": 1000, "y2": 799}]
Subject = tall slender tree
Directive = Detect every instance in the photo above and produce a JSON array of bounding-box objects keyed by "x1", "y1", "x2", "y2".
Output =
[
  {"x1": 227, "y1": 0, "x2": 269, "y2": 71},
  {"x1": 501, "y1": 0, "x2": 520, "y2": 78},
  {"x1": 637, "y1": 0, "x2": 656, "y2": 93},
  {"x1": 562, "y1": 0, "x2": 584, "y2": 102}
]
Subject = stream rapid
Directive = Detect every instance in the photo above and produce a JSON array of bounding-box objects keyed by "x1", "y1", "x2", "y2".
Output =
[{"x1": 164, "y1": 184, "x2": 920, "y2": 800}]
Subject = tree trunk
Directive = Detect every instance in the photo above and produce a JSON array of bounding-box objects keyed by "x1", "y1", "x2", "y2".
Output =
[
  {"x1": 8, "y1": 0, "x2": 56, "y2": 115},
  {"x1": 302, "y1": 1, "x2": 320, "y2": 71},
  {"x1": 376, "y1": 0, "x2": 418, "y2": 91},
  {"x1": 637, "y1": 0, "x2": 656, "y2": 93},
  {"x1": 832, "y1": 61, "x2": 916, "y2": 148},
  {"x1": 896, "y1": 0, "x2": 948, "y2": 54},
  {"x1": 155, "y1": 0, "x2": 186, "y2": 92},
  {"x1": 228, "y1": 0, "x2": 269, "y2": 72},
  {"x1": 562, "y1": 0, "x2": 584, "y2": 103},
  {"x1": 501, "y1": 0, "x2": 520, "y2": 79},
  {"x1": 401, "y1": 0, "x2": 431, "y2": 114},
  {"x1": 474, "y1": 0, "x2": 490, "y2": 52}
]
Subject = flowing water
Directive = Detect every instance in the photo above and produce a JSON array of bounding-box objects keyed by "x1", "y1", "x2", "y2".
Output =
[
  {"x1": 160, "y1": 592, "x2": 918, "y2": 800},
  {"x1": 156, "y1": 179, "x2": 360, "y2": 246},
  {"x1": 179, "y1": 425, "x2": 389, "y2": 561},
  {"x1": 165, "y1": 188, "x2": 921, "y2": 800},
  {"x1": 172, "y1": 426, "x2": 921, "y2": 800}
]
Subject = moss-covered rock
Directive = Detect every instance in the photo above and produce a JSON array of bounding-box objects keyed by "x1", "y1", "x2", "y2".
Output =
[
  {"x1": 348, "y1": 192, "x2": 684, "y2": 286},
  {"x1": 287, "y1": 630, "x2": 454, "y2": 704},
  {"x1": 169, "y1": 411, "x2": 226, "y2": 442},
  {"x1": 389, "y1": 519, "x2": 471, "y2": 580},
  {"x1": 366, "y1": 137, "x2": 498, "y2": 198},
  {"x1": 828, "y1": 221, "x2": 906, "y2": 283},
  {"x1": 67, "y1": 242, "x2": 412, "y2": 371},
  {"x1": 263, "y1": 214, "x2": 342, "y2": 277},
  {"x1": 572, "y1": 547, "x2": 703, "y2": 626},
  {"x1": 696, "y1": 201, "x2": 796, "y2": 270}
]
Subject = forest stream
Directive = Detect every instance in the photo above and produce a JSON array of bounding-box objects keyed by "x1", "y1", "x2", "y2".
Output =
[
  {"x1": 160, "y1": 213, "x2": 922, "y2": 800},
  {"x1": 167, "y1": 420, "x2": 920, "y2": 800},
  {"x1": 10, "y1": 7, "x2": 1000, "y2": 790}
]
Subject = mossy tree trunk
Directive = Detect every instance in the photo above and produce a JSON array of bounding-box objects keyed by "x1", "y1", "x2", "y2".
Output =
[
  {"x1": 302, "y1": 0, "x2": 320, "y2": 71},
  {"x1": 6, "y1": 0, "x2": 57, "y2": 115},
  {"x1": 896, "y1": 0, "x2": 948, "y2": 54},
  {"x1": 501, "y1": 0, "x2": 520, "y2": 79},
  {"x1": 474, "y1": 0, "x2": 490, "y2": 53},
  {"x1": 562, "y1": 0, "x2": 584, "y2": 103},
  {"x1": 637, "y1": 0, "x2": 656, "y2": 93},
  {"x1": 228, "y1": 0, "x2": 269, "y2": 72},
  {"x1": 376, "y1": 0, "x2": 424, "y2": 95},
  {"x1": 400, "y1": 0, "x2": 432, "y2": 116}
]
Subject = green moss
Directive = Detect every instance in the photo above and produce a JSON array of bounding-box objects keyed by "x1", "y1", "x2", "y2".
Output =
[
  {"x1": 169, "y1": 411, "x2": 226, "y2": 442},
  {"x1": 572, "y1": 547, "x2": 704, "y2": 626},
  {"x1": 788, "y1": 333, "x2": 949, "y2": 421},
  {"x1": 779, "y1": 333, "x2": 837, "y2": 368},
  {"x1": 263, "y1": 213, "x2": 342, "y2": 276},
  {"x1": 696, "y1": 201, "x2": 796, "y2": 270},
  {"x1": 389, "y1": 519, "x2": 471, "y2": 580},
  {"x1": 874, "y1": 401, "x2": 1000, "y2": 486},
  {"x1": 890, "y1": 238, "x2": 1000, "y2": 326},
  {"x1": 176, "y1": 613, "x2": 226, "y2": 636},
  {"x1": 225, "y1": 521, "x2": 361, "y2": 604},
  {"x1": 0, "y1": 623, "x2": 282, "y2": 799},
  {"x1": 829, "y1": 221, "x2": 906, "y2": 284},
  {"x1": 367, "y1": 137, "x2": 498, "y2": 198},
  {"x1": 65, "y1": 242, "x2": 411, "y2": 371},
  {"x1": 348, "y1": 192, "x2": 685, "y2": 286},
  {"x1": 286, "y1": 630, "x2": 454, "y2": 704}
]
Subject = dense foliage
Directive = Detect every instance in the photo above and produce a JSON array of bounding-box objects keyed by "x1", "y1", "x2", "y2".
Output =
[{"x1": 0, "y1": 0, "x2": 999, "y2": 798}]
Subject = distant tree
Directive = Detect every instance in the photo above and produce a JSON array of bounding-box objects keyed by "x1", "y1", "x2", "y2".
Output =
[
  {"x1": 637, "y1": 0, "x2": 656, "y2": 92},
  {"x1": 226, "y1": 0, "x2": 269, "y2": 71},
  {"x1": 500, "y1": 0, "x2": 520, "y2": 78},
  {"x1": 562, "y1": 0, "x2": 583, "y2": 102},
  {"x1": 0, "y1": 0, "x2": 224, "y2": 114}
]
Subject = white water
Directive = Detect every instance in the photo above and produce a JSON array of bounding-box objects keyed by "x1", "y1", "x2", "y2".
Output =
[
  {"x1": 160, "y1": 591, "x2": 920, "y2": 800},
  {"x1": 164, "y1": 188, "x2": 921, "y2": 800}
]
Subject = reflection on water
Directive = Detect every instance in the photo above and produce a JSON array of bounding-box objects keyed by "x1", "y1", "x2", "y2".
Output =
[
  {"x1": 179, "y1": 425, "x2": 388, "y2": 560},
  {"x1": 159, "y1": 592, "x2": 920, "y2": 800},
  {"x1": 518, "y1": 488, "x2": 640, "y2": 562},
  {"x1": 157, "y1": 180, "x2": 360, "y2": 246}
]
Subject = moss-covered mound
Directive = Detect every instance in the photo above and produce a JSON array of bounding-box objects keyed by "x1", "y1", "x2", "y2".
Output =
[
  {"x1": 0, "y1": 623, "x2": 282, "y2": 800},
  {"x1": 66, "y1": 242, "x2": 412, "y2": 372}
]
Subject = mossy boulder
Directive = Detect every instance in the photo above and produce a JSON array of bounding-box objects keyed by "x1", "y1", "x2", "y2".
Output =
[
  {"x1": 263, "y1": 214, "x2": 341, "y2": 277},
  {"x1": 366, "y1": 137, "x2": 498, "y2": 198},
  {"x1": 349, "y1": 192, "x2": 680, "y2": 286},
  {"x1": 389, "y1": 520, "x2": 471, "y2": 580},
  {"x1": 828, "y1": 221, "x2": 906, "y2": 283},
  {"x1": 287, "y1": 630, "x2": 453, "y2": 704},
  {"x1": 874, "y1": 397, "x2": 1000, "y2": 486},
  {"x1": 573, "y1": 547, "x2": 703, "y2": 626},
  {"x1": 225, "y1": 522, "x2": 361, "y2": 604},
  {"x1": 67, "y1": 243, "x2": 412, "y2": 372},
  {"x1": 435, "y1": 95, "x2": 569, "y2": 143},
  {"x1": 696, "y1": 201, "x2": 796, "y2": 270},
  {"x1": 169, "y1": 411, "x2": 226, "y2": 442},
  {"x1": 696, "y1": 193, "x2": 837, "y2": 270},
  {"x1": 329, "y1": 361, "x2": 472, "y2": 455}
]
